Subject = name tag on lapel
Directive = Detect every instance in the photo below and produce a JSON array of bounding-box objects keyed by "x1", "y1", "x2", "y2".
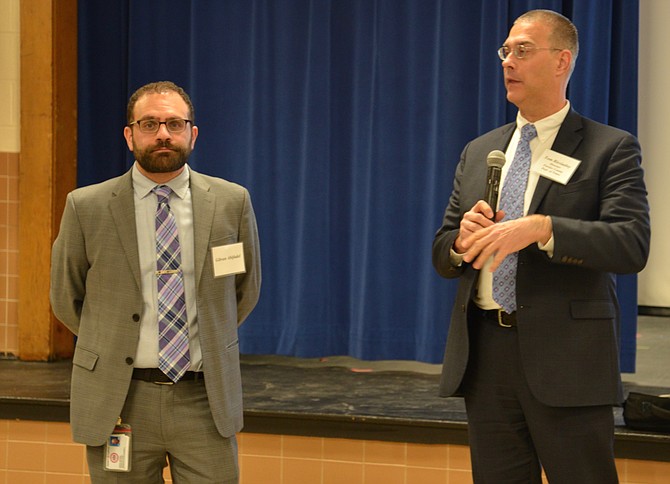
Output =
[
  {"x1": 212, "y1": 242, "x2": 246, "y2": 277},
  {"x1": 533, "y1": 149, "x2": 581, "y2": 185}
]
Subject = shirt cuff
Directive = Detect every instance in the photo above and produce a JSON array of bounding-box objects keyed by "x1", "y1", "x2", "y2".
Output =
[
  {"x1": 450, "y1": 247, "x2": 465, "y2": 267},
  {"x1": 538, "y1": 234, "x2": 554, "y2": 258}
]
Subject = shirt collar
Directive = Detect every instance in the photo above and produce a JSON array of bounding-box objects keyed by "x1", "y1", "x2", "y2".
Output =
[
  {"x1": 132, "y1": 163, "x2": 191, "y2": 200},
  {"x1": 516, "y1": 101, "x2": 571, "y2": 144}
]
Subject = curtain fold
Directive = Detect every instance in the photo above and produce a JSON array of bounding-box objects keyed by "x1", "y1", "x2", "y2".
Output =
[{"x1": 78, "y1": 0, "x2": 640, "y2": 370}]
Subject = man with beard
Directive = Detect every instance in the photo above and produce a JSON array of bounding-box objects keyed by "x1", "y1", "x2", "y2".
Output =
[{"x1": 50, "y1": 81, "x2": 261, "y2": 483}]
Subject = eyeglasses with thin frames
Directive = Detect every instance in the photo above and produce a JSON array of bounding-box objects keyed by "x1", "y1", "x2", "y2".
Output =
[
  {"x1": 128, "y1": 118, "x2": 192, "y2": 134},
  {"x1": 498, "y1": 44, "x2": 561, "y2": 60}
]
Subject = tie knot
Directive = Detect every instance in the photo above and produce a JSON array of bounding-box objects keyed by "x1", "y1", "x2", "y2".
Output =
[
  {"x1": 153, "y1": 185, "x2": 172, "y2": 204},
  {"x1": 521, "y1": 123, "x2": 537, "y2": 142}
]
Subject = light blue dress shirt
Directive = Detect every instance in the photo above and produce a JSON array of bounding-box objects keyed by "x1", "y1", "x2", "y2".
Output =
[{"x1": 132, "y1": 164, "x2": 203, "y2": 371}]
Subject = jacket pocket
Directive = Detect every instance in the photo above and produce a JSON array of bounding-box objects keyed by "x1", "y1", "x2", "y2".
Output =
[
  {"x1": 558, "y1": 178, "x2": 596, "y2": 195},
  {"x1": 210, "y1": 234, "x2": 237, "y2": 248},
  {"x1": 72, "y1": 346, "x2": 99, "y2": 371},
  {"x1": 570, "y1": 300, "x2": 616, "y2": 320}
]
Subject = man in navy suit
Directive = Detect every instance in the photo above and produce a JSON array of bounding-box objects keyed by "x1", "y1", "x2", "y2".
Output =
[{"x1": 432, "y1": 10, "x2": 650, "y2": 483}]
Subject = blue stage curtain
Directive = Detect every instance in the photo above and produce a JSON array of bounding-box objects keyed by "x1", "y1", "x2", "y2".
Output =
[{"x1": 77, "y1": 0, "x2": 640, "y2": 370}]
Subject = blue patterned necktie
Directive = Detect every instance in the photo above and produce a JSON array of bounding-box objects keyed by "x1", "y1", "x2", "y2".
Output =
[
  {"x1": 492, "y1": 124, "x2": 537, "y2": 314},
  {"x1": 153, "y1": 185, "x2": 190, "y2": 382}
]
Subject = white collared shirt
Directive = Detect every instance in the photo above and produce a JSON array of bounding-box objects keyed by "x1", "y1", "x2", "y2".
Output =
[
  {"x1": 132, "y1": 163, "x2": 203, "y2": 370},
  {"x1": 473, "y1": 102, "x2": 570, "y2": 310}
]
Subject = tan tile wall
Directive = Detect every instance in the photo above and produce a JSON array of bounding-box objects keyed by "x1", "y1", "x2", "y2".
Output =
[
  {"x1": 238, "y1": 433, "x2": 473, "y2": 484},
  {"x1": 1, "y1": 420, "x2": 669, "y2": 483},
  {"x1": 0, "y1": 152, "x2": 19, "y2": 356}
]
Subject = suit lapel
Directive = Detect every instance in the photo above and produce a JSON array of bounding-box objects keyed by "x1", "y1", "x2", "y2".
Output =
[
  {"x1": 190, "y1": 170, "x2": 215, "y2": 287},
  {"x1": 498, "y1": 123, "x2": 516, "y2": 148},
  {"x1": 109, "y1": 170, "x2": 142, "y2": 290},
  {"x1": 528, "y1": 109, "x2": 584, "y2": 214}
]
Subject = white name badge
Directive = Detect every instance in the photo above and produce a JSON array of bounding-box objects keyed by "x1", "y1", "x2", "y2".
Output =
[
  {"x1": 533, "y1": 149, "x2": 582, "y2": 185},
  {"x1": 212, "y1": 242, "x2": 246, "y2": 278}
]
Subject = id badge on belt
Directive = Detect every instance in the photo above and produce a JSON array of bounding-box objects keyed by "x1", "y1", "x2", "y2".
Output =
[{"x1": 104, "y1": 419, "x2": 132, "y2": 472}]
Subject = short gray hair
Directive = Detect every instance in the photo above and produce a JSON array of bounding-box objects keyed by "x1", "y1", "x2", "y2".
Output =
[{"x1": 515, "y1": 10, "x2": 579, "y2": 75}]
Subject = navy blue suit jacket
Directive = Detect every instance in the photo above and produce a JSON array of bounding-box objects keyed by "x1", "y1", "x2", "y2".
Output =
[{"x1": 432, "y1": 109, "x2": 650, "y2": 407}]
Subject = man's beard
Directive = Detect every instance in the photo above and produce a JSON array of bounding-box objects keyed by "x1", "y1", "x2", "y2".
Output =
[{"x1": 134, "y1": 140, "x2": 191, "y2": 174}]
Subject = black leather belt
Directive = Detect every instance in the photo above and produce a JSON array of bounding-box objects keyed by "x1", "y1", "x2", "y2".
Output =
[
  {"x1": 471, "y1": 306, "x2": 517, "y2": 328},
  {"x1": 132, "y1": 368, "x2": 202, "y2": 384}
]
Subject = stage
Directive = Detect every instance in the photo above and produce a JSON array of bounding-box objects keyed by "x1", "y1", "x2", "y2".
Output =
[{"x1": 1, "y1": 316, "x2": 668, "y2": 462}]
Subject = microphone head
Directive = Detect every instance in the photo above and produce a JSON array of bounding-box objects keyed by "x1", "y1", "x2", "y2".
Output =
[{"x1": 486, "y1": 150, "x2": 506, "y2": 168}]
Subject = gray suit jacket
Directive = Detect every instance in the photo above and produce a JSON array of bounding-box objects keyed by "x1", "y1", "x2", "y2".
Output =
[
  {"x1": 50, "y1": 167, "x2": 261, "y2": 446},
  {"x1": 432, "y1": 109, "x2": 650, "y2": 407}
]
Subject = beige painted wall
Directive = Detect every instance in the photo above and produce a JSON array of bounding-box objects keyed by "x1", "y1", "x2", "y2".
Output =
[
  {"x1": 638, "y1": 0, "x2": 668, "y2": 307},
  {"x1": 0, "y1": 0, "x2": 19, "y2": 153}
]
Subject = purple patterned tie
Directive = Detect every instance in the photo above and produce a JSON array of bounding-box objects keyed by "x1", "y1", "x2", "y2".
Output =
[
  {"x1": 153, "y1": 185, "x2": 190, "y2": 382},
  {"x1": 493, "y1": 124, "x2": 537, "y2": 314}
]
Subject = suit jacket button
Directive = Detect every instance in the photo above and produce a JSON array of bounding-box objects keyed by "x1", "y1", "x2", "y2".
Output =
[
  {"x1": 132, "y1": 314, "x2": 140, "y2": 322},
  {"x1": 125, "y1": 357, "x2": 134, "y2": 365}
]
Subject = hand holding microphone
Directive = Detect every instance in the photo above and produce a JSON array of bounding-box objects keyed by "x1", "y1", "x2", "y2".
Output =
[
  {"x1": 459, "y1": 150, "x2": 552, "y2": 269},
  {"x1": 484, "y1": 150, "x2": 506, "y2": 220},
  {"x1": 454, "y1": 151, "x2": 507, "y2": 253}
]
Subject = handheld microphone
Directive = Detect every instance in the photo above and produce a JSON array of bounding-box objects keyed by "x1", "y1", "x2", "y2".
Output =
[{"x1": 484, "y1": 150, "x2": 507, "y2": 219}]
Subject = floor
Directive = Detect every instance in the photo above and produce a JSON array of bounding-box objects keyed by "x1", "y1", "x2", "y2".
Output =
[
  {"x1": 622, "y1": 315, "x2": 670, "y2": 390},
  {"x1": 243, "y1": 315, "x2": 669, "y2": 387},
  {"x1": 238, "y1": 315, "x2": 670, "y2": 429},
  {"x1": 0, "y1": 316, "x2": 667, "y2": 426}
]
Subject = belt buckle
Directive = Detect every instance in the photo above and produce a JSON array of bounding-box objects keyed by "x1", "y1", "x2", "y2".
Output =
[
  {"x1": 152, "y1": 370, "x2": 174, "y2": 385},
  {"x1": 497, "y1": 309, "x2": 513, "y2": 328}
]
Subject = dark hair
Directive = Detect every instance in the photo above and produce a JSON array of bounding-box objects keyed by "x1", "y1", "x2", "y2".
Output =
[
  {"x1": 515, "y1": 9, "x2": 579, "y2": 74},
  {"x1": 126, "y1": 81, "x2": 195, "y2": 124}
]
